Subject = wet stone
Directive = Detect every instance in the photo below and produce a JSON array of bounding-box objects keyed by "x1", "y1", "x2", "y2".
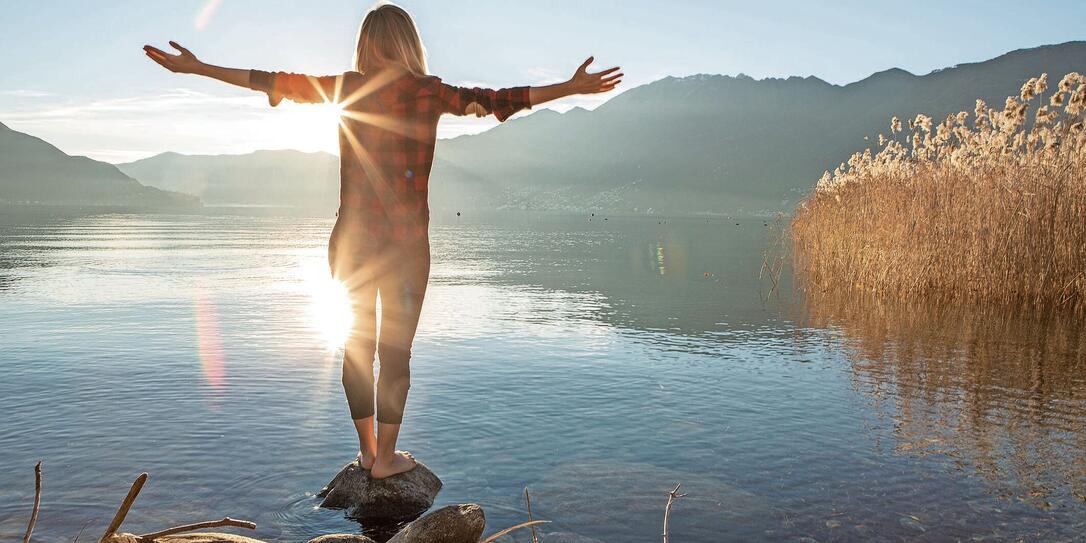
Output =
[
  {"x1": 386, "y1": 504, "x2": 485, "y2": 543},
  {"x1": 318, "y1": 459, "x2": 443, "y2": 524}
]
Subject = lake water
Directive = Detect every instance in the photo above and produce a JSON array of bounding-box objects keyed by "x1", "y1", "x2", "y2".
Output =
[{"x1": 1, "y1": 211, "x2": 1084, "y2": 542}]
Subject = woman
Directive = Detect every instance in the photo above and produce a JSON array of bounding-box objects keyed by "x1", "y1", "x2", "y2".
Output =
[{"x1": 145, "y1": 4, "x2": 621, "y2": 478}]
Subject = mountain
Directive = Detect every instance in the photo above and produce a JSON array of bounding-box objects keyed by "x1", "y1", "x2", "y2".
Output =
[
  {"x1": 430, "y1": 41, "x2": 1086, "y2": 215},
  {"x1": 0, "y1": 122, "x2": 199, "y2": 209},
  {"x1": 115, "y1": 41, "x2": 1086, "y2": 216},
  {"x1": 117, "y1": 150, "x2": 340, "y2": 212}
]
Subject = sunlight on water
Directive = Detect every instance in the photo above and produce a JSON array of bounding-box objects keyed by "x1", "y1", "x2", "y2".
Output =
[
  {"x1": 298, "y1": 259, "x2": 354, "y2": 351},
  {"x1": 2, "y1": 214, "x2": 1085, "y2": 542}
]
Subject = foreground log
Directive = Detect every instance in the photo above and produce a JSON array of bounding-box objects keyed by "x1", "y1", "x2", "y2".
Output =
[
  {"x1": 96, "y1": 472, "x2": 256, "y2": 543},
  {"x1": 318, "y1": 460, "x2": 442, "y2": 523},
  {"x1": 305, "y1": 535, "x2": 377, "y2": 543},
  {"x1": 15, "y1": 461, "x2": 685, "y2": 543},
  {"x1": 151, "y1": 535, "x2": 267, "y2": 543}
]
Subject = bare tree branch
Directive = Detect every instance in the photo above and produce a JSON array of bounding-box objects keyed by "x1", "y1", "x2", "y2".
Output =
[
  {"x1": 662, "y1": 483, "x2": 687, "y2": 543},
  {"x1": 99, "y1": 473, "x2": 148, "y2": 542},
  {"x1": 137, "y1": 517, "x2": 257, "y2": 542},
  {"x1": 74, "y1": 519, "x2": 94, "y2": 543},
  {"x1": 478, "y1": 520, "x2": 550, "y2": 543},
  {"x1": 523, "y1": 487, "x2": 539, "y2": 543},
  {"x1": 23, "y1": 461, "x2": 42, "y2": 543}
]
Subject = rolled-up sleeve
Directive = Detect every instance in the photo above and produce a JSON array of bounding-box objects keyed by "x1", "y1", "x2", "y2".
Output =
[
  {"x1": 249, "y1": 70, "x2": 341, "y2": 107},
  {"x1": 436, "y1": 82, "x2": 532, "y2": 122}
]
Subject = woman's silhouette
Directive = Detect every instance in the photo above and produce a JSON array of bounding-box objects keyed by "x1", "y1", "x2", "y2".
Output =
[{"x1": 145, "y1": 3, "x2": 621, "y2": 478}]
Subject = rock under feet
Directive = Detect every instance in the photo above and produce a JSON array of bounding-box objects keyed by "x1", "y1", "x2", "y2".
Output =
[{"x1": 318, "y1": 459, "x2": 443, "y2": 523}]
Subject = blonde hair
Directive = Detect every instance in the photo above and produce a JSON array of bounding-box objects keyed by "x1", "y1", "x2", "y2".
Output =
[{"x1": 354, "y1": 3, "x2": 428, "y2": 76}]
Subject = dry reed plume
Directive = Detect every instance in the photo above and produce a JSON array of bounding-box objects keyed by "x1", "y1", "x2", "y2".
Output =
[{"x1": 792, "y1": 72, "x2": 1086, "y2": 311}]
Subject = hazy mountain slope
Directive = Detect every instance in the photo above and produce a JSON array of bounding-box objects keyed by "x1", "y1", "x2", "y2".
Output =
[
  {"x1": 111, "y1": 41, "x2": 1086, "y2": 215},
  {"x1": 117, "y1": 150, "x2": 340, "y2": 211},
  {"x1": 431, "y1": 41, "x2": 1086, "y2": 215},
  {"x1": 0, "y1": 122, "x2": 198, "y2": 208}
]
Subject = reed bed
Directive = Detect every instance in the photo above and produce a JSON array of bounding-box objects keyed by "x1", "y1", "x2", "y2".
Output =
[{"x1": 792, "y1": 72, "x2": 1086, "y2": 311}]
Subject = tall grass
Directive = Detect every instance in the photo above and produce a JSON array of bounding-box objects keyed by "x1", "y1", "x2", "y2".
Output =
[{"x1": 792, "y1": 72, "x2": 1086, "y2": 311}]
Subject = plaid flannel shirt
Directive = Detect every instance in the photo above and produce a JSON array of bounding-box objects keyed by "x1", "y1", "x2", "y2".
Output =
[{"x1": 249, "y1": 69, "x2": 531, "y2": 242}]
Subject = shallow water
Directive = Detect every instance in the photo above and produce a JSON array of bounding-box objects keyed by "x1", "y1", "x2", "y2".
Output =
[{"x1": 1, "y1": 211, "x2": 1083, "y2": 542}]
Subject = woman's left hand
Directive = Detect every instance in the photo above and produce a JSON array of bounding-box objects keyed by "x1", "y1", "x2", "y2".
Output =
[
  {"x1": 144, "y1": 41, "x2": 205, "y2": 75},
  {"x1": 567, "y1": 57, "x2": 623, "y2": 95}
]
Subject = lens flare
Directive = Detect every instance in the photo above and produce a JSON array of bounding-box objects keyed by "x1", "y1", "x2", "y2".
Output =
[
  {"x1": 195, "y1": 0, "x2": 223, "y2": 30},
  {"x1": 300, "y1": 260, "x2": 354, "y2": 351},
  {"x1": 194, "y1": 289, "x2": 225, "y2": 389}
]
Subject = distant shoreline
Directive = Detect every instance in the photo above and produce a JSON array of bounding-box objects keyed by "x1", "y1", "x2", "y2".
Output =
[{"x1": 0, "y1": 202, "x2": 782, "y2": 223}]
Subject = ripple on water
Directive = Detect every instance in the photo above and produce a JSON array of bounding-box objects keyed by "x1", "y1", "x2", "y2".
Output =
[
  {"x1": 271, "y1": 492, "x2": 366, "y2": 542},
  {"x1": 2, "y1": 214, "x2": 1086, "y2": 542}
]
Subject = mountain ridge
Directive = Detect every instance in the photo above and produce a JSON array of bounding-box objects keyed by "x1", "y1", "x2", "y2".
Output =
[
  {"x1": 116, "y1": 148, "x2": 340, "y2": 212},
  {"x1": 0, "y1": 124, "x2": 200, "y2": 208},
  {"x1": 101, "y1": 40, "x2": 1086, "y2": 215},
  {"x1": 428, "y1": 40, "x2": 1086, "y2": 214}
]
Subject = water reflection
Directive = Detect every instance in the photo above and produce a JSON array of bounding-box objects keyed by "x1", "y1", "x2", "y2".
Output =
[
  {"x1": 431, "y1": 215, "x2": 791, "y2": 339},
  {"x1": 0, "y1": 215, "x2": 66, "y2": 291},
  {"x1": 5, "y1": 211, "x2": 1086, "y2": 542},
  {"x1": 802, "y1": 291, "x2": 1086, "y2": 508}
]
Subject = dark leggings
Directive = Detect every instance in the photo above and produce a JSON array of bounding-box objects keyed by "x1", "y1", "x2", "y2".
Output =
[{"x1": 330, "y1": 233, "x2": 430, "y2": 424}]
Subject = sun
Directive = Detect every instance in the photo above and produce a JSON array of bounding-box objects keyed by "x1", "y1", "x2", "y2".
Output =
[
  {"x1": 299, "y1": 259, "x2": 354, "y2": 351},
  {"x1": 278, "y1": 102, "x2": 344, "y2": 155}
]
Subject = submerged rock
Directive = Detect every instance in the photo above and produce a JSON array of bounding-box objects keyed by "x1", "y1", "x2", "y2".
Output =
[
  {"x1": 529, "y1": 461, "x2": 779, "y2": 542},
  {"x1": 386, "y1": 504, "x2": 485, "y2": 543},
  {"x1": 318, "y1": 459, "x2": 443, "y2": 523},
  {"x1": 306, "y1": 535, "x2": 378, "y2": 543}
]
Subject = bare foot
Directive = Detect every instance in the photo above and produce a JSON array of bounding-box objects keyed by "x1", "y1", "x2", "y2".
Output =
[
  {"x1": 357, "y1": 451, "x2": 376, "y2": 470},
  {"x1": 370, "y1": 450, "x2": 416, "y2": 479}
]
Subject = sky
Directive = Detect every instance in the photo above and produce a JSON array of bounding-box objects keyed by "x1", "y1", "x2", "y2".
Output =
[{"x1": 1, "y1": 0, "x2": 1084, "y2": 163}]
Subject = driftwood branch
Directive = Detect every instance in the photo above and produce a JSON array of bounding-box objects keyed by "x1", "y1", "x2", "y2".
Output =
[
  {"x1": 100, "y1": 473, "x2": 148, "y2": 542},
  {"x1": 74, "y1": 520, "x2": 94, "y2": 543},
  {"x1": 95, "y1": 472, "x2": 256, "y2": 543},
  {"x1": 137, "y1": 518, "x2": 257, "y2": 541},
  {"x1": 479, "y1": 520, "x2": 550, "y2": 543},
  {"x1": 662, "y1": 483, "x2": 687, "y2": 543},
  {"x1": 23, "y1": 461, "x2": 42, "y2": 543},
  {"x1": 523, "y1": 487, "x2": 539, "y2": 543}
]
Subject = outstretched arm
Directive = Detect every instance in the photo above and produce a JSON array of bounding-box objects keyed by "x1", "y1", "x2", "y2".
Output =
[
  {"x1": 441, "y1": 57, "x2": 622, "y2": 120},
  {"x1": 144, "y1": 41, "x2": 338, "y2": 106},
  {"x1": 529, "y1": 56, "x2": 622, "y2": 108},
  {"x1": 144, "y1": 42, "x2": 250, "y2": 89}
]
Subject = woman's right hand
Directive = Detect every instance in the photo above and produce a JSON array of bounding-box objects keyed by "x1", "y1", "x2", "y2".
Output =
[{"x1": 144, "y1": 41, "x2": 205, "y2": 75}]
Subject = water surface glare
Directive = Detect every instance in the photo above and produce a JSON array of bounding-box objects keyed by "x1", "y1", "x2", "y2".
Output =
[{"x1": 1, "y1": 212, "x2": 1083, "y2": 542}]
